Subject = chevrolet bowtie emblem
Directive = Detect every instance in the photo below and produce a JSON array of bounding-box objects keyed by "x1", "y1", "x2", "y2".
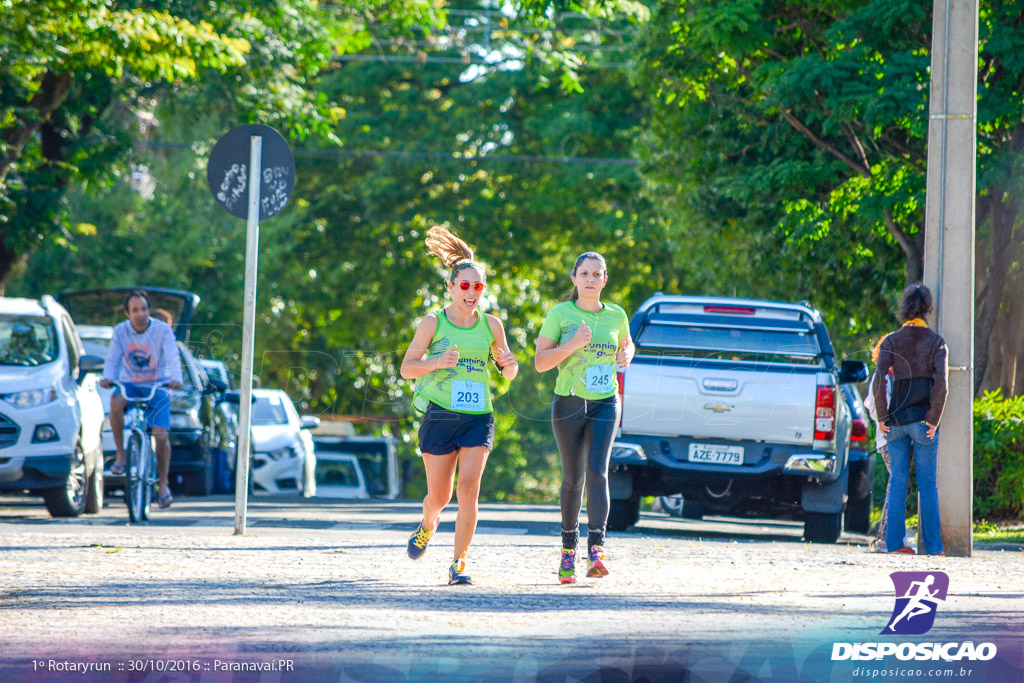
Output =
[{"x1": 703, "y1": 403, "x2": 735, "y2": 413}]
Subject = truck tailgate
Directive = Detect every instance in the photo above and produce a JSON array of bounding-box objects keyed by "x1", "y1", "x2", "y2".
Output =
[{"x1": 621, "y1": 359, "x2": 818, "y2": 445}]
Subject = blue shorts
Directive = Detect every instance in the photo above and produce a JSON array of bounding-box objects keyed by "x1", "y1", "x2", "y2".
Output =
[
  {"x1": 113, "y1": 383, "x2": 171, "y2": 431},
  {"x1": 418, "y1": 402, "x2": 495, "y2": 455}
]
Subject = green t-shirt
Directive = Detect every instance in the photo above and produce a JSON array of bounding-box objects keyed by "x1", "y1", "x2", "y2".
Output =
[
  {"x1": 538, "y1": 301, "x2": 630, "y2": 399},
  {"x1": 413, "y1": 309, "x2": 496, "y2": 414}
]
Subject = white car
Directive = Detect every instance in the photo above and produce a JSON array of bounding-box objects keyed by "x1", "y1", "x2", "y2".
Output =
[
  {"x1": 199, "y1": 359, "x2": 234, "y2": 389},
  {"x1": 313, "y1": 452, "x2": 369, "y2": 499},
  {"x1": 242, "y1": 389, "x2": 318, "y2": 496},
  {"x1": 0, "y1": 296, "x2": 105, "y2": 516}
]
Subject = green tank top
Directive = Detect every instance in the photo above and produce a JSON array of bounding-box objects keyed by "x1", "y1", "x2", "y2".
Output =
[{"x1": 413, "y1": 309, "x2": 496, "y2": 414}]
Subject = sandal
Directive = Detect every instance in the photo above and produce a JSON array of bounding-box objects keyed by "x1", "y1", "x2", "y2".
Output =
[
  {"x1": 109, "y1": 462, "x2": 126, "y2": 476},
  {"x1": 157, "y1": 490, "x2": 173, "y2": 509}
]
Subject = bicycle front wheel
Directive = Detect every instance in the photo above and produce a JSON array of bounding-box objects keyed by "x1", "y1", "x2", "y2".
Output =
[{"x1": 125, "y1": 431, "x2": 146, "y2": 523}]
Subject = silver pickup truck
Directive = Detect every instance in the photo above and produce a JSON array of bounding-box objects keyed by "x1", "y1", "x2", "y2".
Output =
[{"x1": 610, "y1": 295, "x2": 868, "y2": 543}]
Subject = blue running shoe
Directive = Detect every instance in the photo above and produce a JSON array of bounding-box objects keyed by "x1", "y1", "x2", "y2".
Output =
[
  {"x1": 407, "y1": 520, "x2": 435, "y2": 559},
  {"x1": 448, "y1": 554, "x2": 472, "y2": 585}
]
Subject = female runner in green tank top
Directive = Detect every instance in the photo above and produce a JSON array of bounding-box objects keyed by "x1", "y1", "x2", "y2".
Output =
[
  {"x1": 535, "y1": 252, "x2": 634, "y2": 584},
  {"x1": 400, "y1": 226, "x2": 518, "y2": 585}
]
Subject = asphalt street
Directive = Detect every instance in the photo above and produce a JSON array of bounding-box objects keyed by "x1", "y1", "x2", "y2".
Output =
[{"x1": 0, "y1": 493, "x2": 1021, "y2": 682}]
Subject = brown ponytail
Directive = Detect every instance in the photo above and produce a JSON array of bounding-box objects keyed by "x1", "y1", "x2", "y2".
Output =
[{"x1": 425, "y1": 226, "x2": 481, "y2": 280}]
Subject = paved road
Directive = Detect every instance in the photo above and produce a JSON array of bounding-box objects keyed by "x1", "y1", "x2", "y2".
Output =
[{"x1": 0, "y1": 493, "x2": 1021, "y2": 682}]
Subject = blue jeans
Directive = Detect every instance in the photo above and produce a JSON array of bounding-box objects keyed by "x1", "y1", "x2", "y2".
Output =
[{"x1": 885, "y1": 421, "x2": 942, "y2": 555}]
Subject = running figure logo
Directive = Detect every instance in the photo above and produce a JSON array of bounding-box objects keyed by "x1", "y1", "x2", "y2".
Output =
[{"x1": 882, "y1": 571, "x2": 949, "y2": 635}]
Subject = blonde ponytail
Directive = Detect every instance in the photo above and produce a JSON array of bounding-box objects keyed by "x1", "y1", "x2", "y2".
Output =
[{"x1": 425, "y1": 226, "x2": 481, "y2": 280}]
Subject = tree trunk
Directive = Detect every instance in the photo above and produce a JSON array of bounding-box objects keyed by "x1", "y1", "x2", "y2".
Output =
[
  {"x1": 885, "y1": 210, "x2": 924, "y2": 284},
  {"x1": 0, "y1": 71, "x2": 72, "y2": 184},
  {"x1": 974, "y1": 194, "x2": 1019, "y2": 396},
  {"x1": 0, "y1": 241, "x2": 25, "y2": 295}
]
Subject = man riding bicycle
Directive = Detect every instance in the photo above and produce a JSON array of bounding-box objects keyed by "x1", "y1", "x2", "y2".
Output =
[{"x1": 100, "y1": 291, "x2": 183, "y2": 509}]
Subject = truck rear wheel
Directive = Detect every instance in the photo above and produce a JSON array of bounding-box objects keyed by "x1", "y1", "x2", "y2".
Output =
[
  {"x1": 607, "y1": 496, "x2": 640, "y2": 531},
  {"x1": 804, "y1": 511, "x2": 842, "y2": 543},
  {"x1": 844, "y1": 494, "x2": 872, "y2": 534}
]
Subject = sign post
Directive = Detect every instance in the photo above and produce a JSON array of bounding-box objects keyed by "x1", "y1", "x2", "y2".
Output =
[{"x1": 207, "y1": 124, "x2": 294, "y2": 535}]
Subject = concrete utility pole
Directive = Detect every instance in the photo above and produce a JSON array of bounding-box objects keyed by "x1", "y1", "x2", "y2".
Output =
[{"x1": 923, "y1": 0, "x2": 978, "y2": 557}]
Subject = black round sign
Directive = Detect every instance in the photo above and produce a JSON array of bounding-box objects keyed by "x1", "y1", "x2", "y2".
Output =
[{"x1": 207, "y1": 124, "x2": 295, "y2": 220}]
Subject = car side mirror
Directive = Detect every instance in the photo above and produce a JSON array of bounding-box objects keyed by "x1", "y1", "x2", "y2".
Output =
[
  {"x1": 79, "y1": 354, "x2": 105, "y2": 375},
  {"x1": 839, "y1": 360, "x2": 869, "y2": 384},
  {"x1": 202, "y1": 377, "x2": 228, "y2": 396},
  {"x1": 300, "y1": 415, "x2": 320, "y2": 431}
]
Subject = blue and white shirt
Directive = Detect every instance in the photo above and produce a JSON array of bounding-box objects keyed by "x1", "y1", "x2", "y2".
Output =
[{"x1": 102, "y1": 318, "x2": 183, "y2": 386}]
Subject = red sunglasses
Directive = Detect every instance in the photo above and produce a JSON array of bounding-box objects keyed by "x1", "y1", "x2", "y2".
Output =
[{"x1": 455, "y1": 281, "x2": 485, "y2": 292}]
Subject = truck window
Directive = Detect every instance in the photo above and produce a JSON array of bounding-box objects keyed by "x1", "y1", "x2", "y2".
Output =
[{"x1": 636, "y1": 323, "x2": 822, "y2": 365}]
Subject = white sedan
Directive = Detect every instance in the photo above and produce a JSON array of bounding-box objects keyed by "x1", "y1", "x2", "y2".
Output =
[{"x1": 246, "y1": 389, "x2": 318, "y2": 496}]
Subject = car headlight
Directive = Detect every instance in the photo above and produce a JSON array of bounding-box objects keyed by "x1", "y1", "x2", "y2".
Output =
[
  {"x1": 265, "y1": 446, "x2": 301, "y2": 461},
  {"x1": 4, "y1": 385, "x2": 58, "y2": 408}
]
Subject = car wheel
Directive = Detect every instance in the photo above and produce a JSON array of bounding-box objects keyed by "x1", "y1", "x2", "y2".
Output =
[
  {"x1": 607, "y1": 496, "x2": 640, "y2": 532},
  {"x1": 658, "y1": 495, "x2": 683, "y2": 517},
  {"x1": 804, "y1": 511, "x2": 842, "y2": 543},
  {"x1": 844, "y1": 493, "x2": 873, "y2": 534},
  {"x1": 681, "y1": 498, "x2": 705, "y2": 520},
  {"x1": 85, "y1": 462, "x2": 104, "y2": 514},
  {"x1": 43, "y1": 440, "x2": 88, "y2": 518}
]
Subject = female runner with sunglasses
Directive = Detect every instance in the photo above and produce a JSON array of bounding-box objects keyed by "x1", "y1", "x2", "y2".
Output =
[
  {"x1": 401, "y1": 226, "x2": 518, "y2": 585},
  {"x1": 535, "y1": 251, "x2": 633, "y2": 583}
]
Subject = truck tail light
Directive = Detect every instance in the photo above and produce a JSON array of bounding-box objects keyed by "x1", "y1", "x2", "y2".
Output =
[
  {"x1": 851, "y1": 417, "x2": 868, "y2": 443},
  {"x1": 814, "y1": 385, "x2": 836, "y2": 441}
]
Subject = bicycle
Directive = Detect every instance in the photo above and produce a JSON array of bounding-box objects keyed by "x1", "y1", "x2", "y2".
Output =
[{"x1": 112, "y1": 382, "x2": 162, "y2": 523}]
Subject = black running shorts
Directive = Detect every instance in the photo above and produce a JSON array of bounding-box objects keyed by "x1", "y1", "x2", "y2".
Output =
[{"x1": 418, "y1": 401, "x2": 495, "y2": 455}]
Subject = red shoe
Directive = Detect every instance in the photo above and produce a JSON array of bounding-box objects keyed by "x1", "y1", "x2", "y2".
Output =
[{"x1": 891, "y1": 547, "x2": 915, "y2": 555}]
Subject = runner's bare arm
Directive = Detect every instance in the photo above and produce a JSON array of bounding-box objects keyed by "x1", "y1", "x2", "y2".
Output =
[
  {"x1": 535, "y1": 324, "x2": 591, "y2": 373},
  {"x1": 401, "y1": 314, "x2": 448, "y2": 379},
  {"x1": 487, "y1": 315, "x2": 518, "y2": 380}
]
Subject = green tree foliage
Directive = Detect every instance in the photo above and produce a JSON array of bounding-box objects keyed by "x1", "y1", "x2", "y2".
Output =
[
  {"x1": 11, "y1": 4, "x2": 664, "y2": 502},
  {"x1": 638, "y1": 0, "x2": 1024, "y2": 391},
  {"x1": 972, "y1": 391, "x2": 1024, "y2": 520},
  {"x1": 0, "y1": 0, "x2": 438, "y2": 290}
]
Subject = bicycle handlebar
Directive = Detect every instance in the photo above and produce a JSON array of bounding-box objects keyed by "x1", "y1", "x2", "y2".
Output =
[{"x1": 110, "y1": 382, "x2": 168, "y2": 404}]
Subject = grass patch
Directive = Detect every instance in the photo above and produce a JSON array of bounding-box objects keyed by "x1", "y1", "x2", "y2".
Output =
[{"x1": 973, "y1": 521, "x2": 1024, "y2": 545}]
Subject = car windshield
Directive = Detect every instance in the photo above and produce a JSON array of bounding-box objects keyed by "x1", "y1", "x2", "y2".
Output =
[
  {"x1": 80, "y1": 336, "x2": 109, "y2": 357},
  {"x1": 252, "y1": 395, "x2": 290, "y2": 425},
  {"x1": 202, "y1": 363, "x2": 229, "y2": 386},
  {"x1": 316, "y1": 460, "x2": 360, "y2": 487},
  {"x1": 0, "y1": 316, "x2": 58, "y2": 366}
]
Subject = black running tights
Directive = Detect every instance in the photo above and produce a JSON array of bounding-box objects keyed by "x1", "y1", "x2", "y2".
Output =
[{"x1": 551, "y1": 394, "x2": 621, "y2": 546}]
